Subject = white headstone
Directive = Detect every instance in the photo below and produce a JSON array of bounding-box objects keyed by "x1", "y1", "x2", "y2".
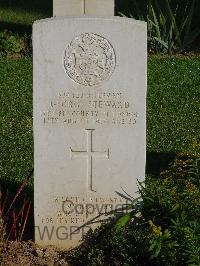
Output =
[
  {"x1": 85, "y1": 0, "x2": 114, "y2": 16},
  {"x1": 33, "y1": 4, "x2": 146, "y2": 250},
  {"x1": 53, "y1": 0, "x2": 114, "y2": 16},
  {"x1": 53, "y1": 0, "x2": 83, "y2": 17}
]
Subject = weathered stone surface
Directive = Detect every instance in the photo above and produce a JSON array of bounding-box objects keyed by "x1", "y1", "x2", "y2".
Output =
[
  {"x1": 85, "y1": 0, "x2": 114, "y2": 16},
  {"x1": 33, "y1": 17, "x2": 146, "y2": 249},
  {"x1": 53, "y1": 0, "x2": 114, "y2": 16},
  {"x1": 53, "y1": 0, "x2": 83, "y2": 17}
]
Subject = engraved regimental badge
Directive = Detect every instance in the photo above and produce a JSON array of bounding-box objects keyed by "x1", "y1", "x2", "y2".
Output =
[{"x1": 64, "y1": 33, "x2": 116, "y2": 86}]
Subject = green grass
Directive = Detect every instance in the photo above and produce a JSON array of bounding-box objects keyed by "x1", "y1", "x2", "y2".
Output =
[
  {"x1": 0, "y1": 58, "x2": 33, "y2": 185},
  {"x1": 0, "y1": 8, "x2": 47, "y2": 26},
  {"x1": 147, "y1": 56, "x2": 200, "y2": 153},
  {"x1": 0, "y1": 57, "x2": 199, "y2": 185},
  {"x1": 0, "y1": 0, "x2": 51, "y2": 26}
]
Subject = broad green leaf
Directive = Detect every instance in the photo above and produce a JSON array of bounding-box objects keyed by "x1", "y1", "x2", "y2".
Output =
[{"x1": 114, "y1": 213, "x2": 131, "y2": 231}]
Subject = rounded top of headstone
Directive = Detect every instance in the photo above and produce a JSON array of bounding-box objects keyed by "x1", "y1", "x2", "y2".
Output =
[{"x1": 64, "y1": 33, "x2": 116, "y2": 86}]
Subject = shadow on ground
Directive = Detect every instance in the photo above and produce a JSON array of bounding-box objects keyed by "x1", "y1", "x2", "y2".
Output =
[
  {"x1": 0, "y1": 0, "x2": 52, "y2": 14},
  {"x1": 146, "y1": 151, "x2": 176, "y2": 176},
  {"x1": 0, "y1": 21, "x2": 32, "y2": 36},
  {"x1": 0, "y1": 173, "x2": 34, "y2": 241}
]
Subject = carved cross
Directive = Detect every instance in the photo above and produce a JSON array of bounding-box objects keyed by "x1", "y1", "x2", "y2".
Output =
[
  {"x1": 53, "y1": 0, "x2": 114, "y2": 17},
  {"x1": 83, "y1": 0, "x2": 86, "y2": 14},
  {"x1": 70, "y1": 129, "x2": 110, "y2": 192}
]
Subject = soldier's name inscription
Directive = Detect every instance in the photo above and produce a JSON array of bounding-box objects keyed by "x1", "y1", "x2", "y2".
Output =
[{"x1": 42, "y1": 91, "x2": 139, "y2": 126}]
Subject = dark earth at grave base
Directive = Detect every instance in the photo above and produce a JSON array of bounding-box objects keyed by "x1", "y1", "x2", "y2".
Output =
[{"x1": 0, "y1": 241, "x2": 70, "y2": 266}]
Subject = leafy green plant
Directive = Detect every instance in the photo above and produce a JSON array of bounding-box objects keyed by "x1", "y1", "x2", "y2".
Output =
[
  {"x1": 121, "y1": 0, "x2": 200, "y2": 54},
  {"x1": 143, "y1": 152, "x2": 200, "y2": 265},
  {"x1": 0, "y1": 31, "x2": 23, "y2": 56},
  {"x1": 67, "y1": 151, "x2": 200, "y2": 265},
  {"x1": 148, "y1": 0, "x2": 200, "y2": 54}
]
